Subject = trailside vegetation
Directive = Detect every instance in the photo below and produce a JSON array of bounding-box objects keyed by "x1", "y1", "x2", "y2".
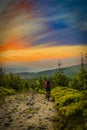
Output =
[
  {"x1": 51, "y1": 87, "x2": 87, "y2": 130},
  {"x1": 51, "y1": 57, "x2": 87, "y2": 130}
]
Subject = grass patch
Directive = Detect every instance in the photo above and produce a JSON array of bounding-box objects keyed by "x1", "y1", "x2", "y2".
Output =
[
  {"x1": 0, "y1": 86, "x2": 15, "y2": 105},
  {"x1": 51, "y1": 87, "x2": 86, "y2": 130},
  {"x1": 0, "y1": 86, "x2": 15, "y2": 97},
  {"x1": 25, "y1": 107, "x2": 39, "y2": 114},
  {"x1": 25, "y1": 108, "x2": 33, "y2": 114}
]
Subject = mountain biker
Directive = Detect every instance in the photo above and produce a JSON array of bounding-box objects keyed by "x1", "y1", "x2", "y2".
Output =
[{"x1": 44, "y1": 79, "x2": 51, "y2": 100}]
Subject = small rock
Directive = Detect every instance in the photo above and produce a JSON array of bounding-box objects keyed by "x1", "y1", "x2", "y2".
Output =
[
  {"x1": 23, "y1": 114, "x2": 27, "y2": 117},
  {"x1": 27, "y1": 125, "x2": 36, "y2": 130},
  {"x1": 26, "y1": 102, "x2": 34, "y2": 106},
  {"x1": 8, "y1": 116, "x2": 13, "y2": 122},
  {"x1": 50, "y1": 97, "x2": 54, "y2": 102},
  {"x1": 27, "y1": 114, "x2": 33, "y2": 118},
  {"x1": 51, "y1": 109, "x2": 56, "y2": 112},
  {"x1": 38, "y1": 125, "x2": 48, "y2": 130},
  {"x1": 4, "y1": 122, "x2": 10, "y2": 127},
  {"x1": 19, "y1": 111, "x2": 24, "y2": 114}
]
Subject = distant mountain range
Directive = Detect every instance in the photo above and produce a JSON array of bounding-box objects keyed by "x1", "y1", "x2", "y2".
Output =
[{"x1": 14, "y1": 64, "x2": 87, "y2": 79}]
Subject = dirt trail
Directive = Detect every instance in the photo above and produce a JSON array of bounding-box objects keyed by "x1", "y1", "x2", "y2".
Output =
[{"x1": 0, "y1": 91, "x2": 57, "y2": 130}]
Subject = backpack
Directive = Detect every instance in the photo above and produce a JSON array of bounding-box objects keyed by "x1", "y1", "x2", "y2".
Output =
[
  {"x1": 44, "y1": 79, "x2": 50, "y2": 89},
  {"x1": 46, "y1": 80, "x2": 50, "y2": 88}
]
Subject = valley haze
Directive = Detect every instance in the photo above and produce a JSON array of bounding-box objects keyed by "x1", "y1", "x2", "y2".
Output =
[{"x1": 3, "y1": 64, "x2": 87, "y2": 79}]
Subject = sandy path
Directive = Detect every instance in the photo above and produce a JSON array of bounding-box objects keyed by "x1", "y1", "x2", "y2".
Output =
[{"x1": 0, "y1": 91, "x2": 57, "y2": 130}]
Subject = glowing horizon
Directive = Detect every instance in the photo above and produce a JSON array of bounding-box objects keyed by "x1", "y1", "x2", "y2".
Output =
[{"x1": 0, "y1": 45, "x2": 86, "y2": 62}]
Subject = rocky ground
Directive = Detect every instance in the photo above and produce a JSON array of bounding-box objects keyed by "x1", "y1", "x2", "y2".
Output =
[{"x1": 0, "y1": 91, "x2": 57, "y2": 130}]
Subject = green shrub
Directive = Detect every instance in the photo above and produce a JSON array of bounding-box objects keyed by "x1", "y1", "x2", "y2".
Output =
[
  {"x1": 51, "y1": 87, "x2": 86, "y2": 130},
  {"x1": 51, "y1": 72, "x2": 69, "y2": 87},
  {"x1": 0, "y1": 86, "x2": 15, "y2": 97}
]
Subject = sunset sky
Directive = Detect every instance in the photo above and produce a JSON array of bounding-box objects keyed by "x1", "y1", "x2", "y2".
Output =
[{"x1": 0, "y1": 0, "x2": 87, "y2": 72}]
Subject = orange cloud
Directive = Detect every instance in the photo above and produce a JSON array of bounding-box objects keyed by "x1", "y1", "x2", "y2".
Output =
[
  {"x1": 0, "y1": 39, "x2": 30, "y2": 52},
  {"x1": 0, "y1": 45, "x2": 86, "y2": 64},
  {"x1": 1, "y1": 42, "x2": 21, "y2": 51}
]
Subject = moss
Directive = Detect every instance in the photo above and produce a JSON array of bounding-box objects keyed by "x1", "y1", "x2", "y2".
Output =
[
  {"x1": 37, "y1": 89, "x2": 45, "y2": 94},
  {"x1": 25, "y1": 107, "x2": 38, "y2": 114},
  {"x1": 51, "y1": 87, "x2": 86, "y2": 130},
  {"x1": 0, "y1": 86, "x2": 15, "y2": 97},
  {"x1": 25, "y1": 108, "x2": 33, "y2": 114}
]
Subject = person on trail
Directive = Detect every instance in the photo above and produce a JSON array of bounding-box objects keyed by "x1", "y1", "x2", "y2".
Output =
[{"x1": 44, "y1": 79, "x2": 51, "y2": 100}]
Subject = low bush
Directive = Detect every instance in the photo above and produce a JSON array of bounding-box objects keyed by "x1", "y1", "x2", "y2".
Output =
[
  {"x1": 51, "y1": 87, "x2": 86, "y2": 130},
  {"x1": 0, "y1": 86, "x2": 15, "y2": 97}
]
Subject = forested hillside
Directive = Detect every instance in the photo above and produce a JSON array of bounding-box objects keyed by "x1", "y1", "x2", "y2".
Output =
[
  {"x1": 14, "y1": 65, "x2": 87, "y2": 79},
  {"x1": 13, "y1": 64, "x2": 87, "y2": 79}
]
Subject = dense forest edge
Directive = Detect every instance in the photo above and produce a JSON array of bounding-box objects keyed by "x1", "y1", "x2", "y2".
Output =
[{"x1": 0, "y1": 58, "x2": 87, "y2": 130}]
